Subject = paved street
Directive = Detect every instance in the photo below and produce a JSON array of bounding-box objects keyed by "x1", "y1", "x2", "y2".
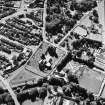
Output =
[
  {"x1": 0, "y1": 75, "x2": 20, "y2": 105},
  {"x1": 0, "y1": 0, "x2": 104, "y2": 105}
]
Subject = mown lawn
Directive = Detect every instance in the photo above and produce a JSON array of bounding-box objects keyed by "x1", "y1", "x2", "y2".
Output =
[
  {"x1": 22, "y1": 99, "x2": 43, "y2": 105},
  {"x1": 79, "y1": 67, "x2": 105, "y2": 95}
]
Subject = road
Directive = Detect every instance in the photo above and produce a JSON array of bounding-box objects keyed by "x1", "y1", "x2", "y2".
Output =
[
  {"x1": 42, "y1": 0, "x2": 47, "y2": 41},
  {"x1": 58, "y1": 11, "x2": 93, "y2": 46},
  {"x1": 8, "y1": 42, "x2": 43, "y2": 83},
  {"x1": 0, "y1": 75, "x2": 20, "y2": 105},
  {"x1": 97, "y1": 78, "x2": 105, "y2": 97},
  {"x1": 0, "y1": 8, "x2": 40, "y2": 23}
]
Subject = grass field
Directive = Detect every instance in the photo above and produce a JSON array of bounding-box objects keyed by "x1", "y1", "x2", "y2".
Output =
[
  {"x1": 80, "y1": 13, "x2": 92, "y2": 28},
  {"x1": 79, "y1": 67, "x2": 105, "y2": 95},
  {"x1": 22, "y1": 99, "x2": 43, "y2": 105},
  {"x1": 10, "y1": 68, "x2": 42, "y2": 86}
]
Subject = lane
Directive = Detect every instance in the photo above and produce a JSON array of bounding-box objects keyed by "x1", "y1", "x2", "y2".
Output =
[
  {"x1": 8, "y1": 42, "x2": 43, "y2": 83},
  {"x1": 0, "y1": 8, "x2": 40, "y2": 23},
  {"x1": 0, "y1": 75, "x2": 20, "y2": 105},
  {"x1": 97, "y1": 78, "x2": 105, "y2": 97},
  {"x1": 56, "y1": 9, "x2": 97, "y2": 77},
  {"x1": 58, "y1": 11, "x2": 93, "y2": 46},
  {"x1": 42, "y1": 0, "x2": 47, "y2": 41}
]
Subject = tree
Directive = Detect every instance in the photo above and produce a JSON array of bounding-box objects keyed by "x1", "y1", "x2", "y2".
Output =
[
  {"x1": 13, "y1": 59, "x2": 19, "y2": 66},
  {"x1": 62, "y1": 85, "x2": 72, "y2": 97},
  {"x1": 89, "y1": 15, "x2": 93, "y2": 21},
  {"x1": 73, "y1": 11, "x2": 83, "y2": 20},
  {"x1": 66, "y1": 18, "x2": 77, "y2": 29},
  {"x1": 70, "y1": 3, "x2": 75, "y2": 11},
  {"x1": 29, "y1": 88, "x2": 39, "y2": 102},
  {"x1": 67, "y1": 72, "x2": 79, "y2": 84},
  {"x1": 86, "y1": 100, "x2": 91, "y2": 105},
  {"x1": 39, "y1": 87, "x2": 47, "y2": 100},
  {"x1": 65, "y1": 10, "x2": 72, "y2": 18},
  {"x1": 48, "y1": 76, "x2": 66, "y2": 87},
  {"x1": 62, "y1": 83, "x2": 89, "y2": 101},
  {"x1": 93, "y1": 17, "x2": 99, "y2": 24},
  {"x1": 12, "y1": 55, "x2": 18, "y2": 66},
  {"x1": 5, "y1": 94, "x2": 14, "y2": 105},
  {"x1": 0, "y1": 95, "x2": 4, "y2": 104},
  {"x1": 17, "y1": 91, "x2": 29, "y2": 103},
  {"x1": 37, "y1": 78, "x2": 44, "y2": 86},
  {"x1": 53, "y1": 5, "x2": 61, "y2": 14},
  {"x1": 57, "y1": 52, "x2": 72, "y2": 72},
  {"x1": 39, "y1": 60, "x2": 46, "y2": 72},
  {"x1": 88, "y1": 92, "x2": 94, "y2": 102},
  {"x1": 37, "y1": 77, "x2": 48, "y2": 87},
  {"x1": 72, "y1": 40, "x2": 81, "y2": 50},
  {"x1": 0, "y1": 87, "x2": 5, "y2": 94},
  {"x1": 46, "y1": 46, "x2": 58, "y2": 58},
  {"x1": 17, "y1": 53, "x2": 25, "y2": 62},
  {"x1": 93, "y1": 10, "x2": 99, "y2": 17},
  {"x1": 46, "y1": 15, "x2": 52, "y2": 22},
  {"x1": 17, "y1": 93, "x2": 22, "y2": 104}
]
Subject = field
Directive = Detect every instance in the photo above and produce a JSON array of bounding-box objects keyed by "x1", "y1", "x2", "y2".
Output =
[
  {"x1": 79, "y1": 67, "x2": 105, "y2": 95},
  {"x1": 26, "y1": 42, "x2": 66, "y2": 76},
  {"x1": 22, "y1": 99, "x2": 43, "y2": 105},
  {"x1": 80, "y1": 14, "x2": 92, "y2": 28},
  {"x1": 10, "y1": 67, "x2": 42, "y2": 87}
]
